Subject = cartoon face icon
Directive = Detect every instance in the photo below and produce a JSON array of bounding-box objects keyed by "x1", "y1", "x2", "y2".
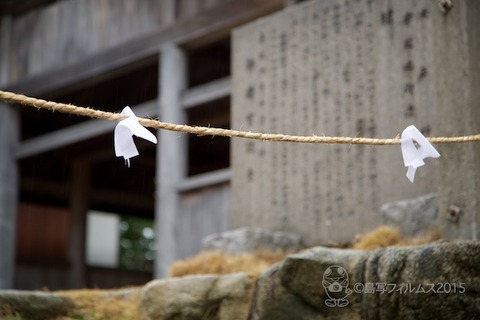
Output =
[{"x1": 322, "y1": 265, "x2": 352, "y2": 307}]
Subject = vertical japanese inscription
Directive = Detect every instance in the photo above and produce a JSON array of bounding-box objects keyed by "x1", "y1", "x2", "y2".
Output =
[{"x1": 232, "y1": 0, "x2": 438, "y2": 245}]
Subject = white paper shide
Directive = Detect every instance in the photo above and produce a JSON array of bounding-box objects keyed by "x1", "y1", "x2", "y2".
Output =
[
  {"x1": 114, "y1": 106, "x2": 157, "y2": 166},
  {"x1": 401, "y1": 125, "x2": 440, "y2": 183}
]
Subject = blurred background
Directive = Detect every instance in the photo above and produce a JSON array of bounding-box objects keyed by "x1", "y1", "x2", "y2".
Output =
[{"x1": 0, "y1": 0, "x2": 286, "y2": 290}]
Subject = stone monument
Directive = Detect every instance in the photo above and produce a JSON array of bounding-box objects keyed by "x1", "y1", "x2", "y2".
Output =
[{"x1": 231, "y1": 0, "x2": 480, "y2": 245}]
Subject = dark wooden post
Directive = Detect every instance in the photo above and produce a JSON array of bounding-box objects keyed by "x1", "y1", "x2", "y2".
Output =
[{"x1": 68, "y1": 160, "x2": 90, "y2": 288}]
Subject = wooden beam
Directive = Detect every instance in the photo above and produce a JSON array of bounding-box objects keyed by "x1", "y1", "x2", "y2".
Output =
[
  {"x1": 5, "y1": 0, "x2": 283, "y2": 96},
  {"x1": 16, "y1": 100, "x2": 158, "y2": 160},
  {"x1": 177, "y1": 168, "x2": 231, "y2": 192},
  {"x1": 0, "y1": 103, "x2": 19, "y2": 289},
  {"x1": 182, "y1": 77, "x2": 231, "y2": 109}
]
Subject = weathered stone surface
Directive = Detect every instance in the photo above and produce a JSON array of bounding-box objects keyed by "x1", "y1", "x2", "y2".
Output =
[
  {"x1": 254, "y1": 241, "x2": 480, "y2": 319},
  {"x1": 202, "y1": 227, "x2": 304, "y2": 254},
  {"x1": 140, "y1": 273, "x2": 256, "y2": 320},
  {"x1": 232, "y1": 0, "x2": 480, "y2": 247},
  {"x1": 254, "y1": 263, "x2": 327, "y2": 320},
  {"x1": 232, "y1": 0, "x2": 450, "y2": 247},
  {"x1": 381, "y1": 193, "x2": 438, "y2": 237},
  {"x1": 0, "y1": 290, "x2": 74, "y2": 320},
  {"x1": 433, "y1": 0, "x2": 480, "y2": 241}
]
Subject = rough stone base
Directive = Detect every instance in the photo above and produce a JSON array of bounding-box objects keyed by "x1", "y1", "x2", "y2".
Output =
[
  {"x1": 2, "y1": 241, "x2": 479, "y2": 320},
  {"x1": 254, "y1": 241, "x2": 480, "y2": 319},
  {"x1": 0, "y1": 290, "x2": 74, "y2": 320}
]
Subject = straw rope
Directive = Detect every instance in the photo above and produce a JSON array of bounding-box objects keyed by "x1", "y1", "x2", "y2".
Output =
[{"x1": 1, "y1": 89, "x2": 479, "y2": 145}]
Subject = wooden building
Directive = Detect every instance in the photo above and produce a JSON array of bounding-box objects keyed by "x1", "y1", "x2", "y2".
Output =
[{"x1": 0, "y1": 0, "x2": 286, "y2": 290}]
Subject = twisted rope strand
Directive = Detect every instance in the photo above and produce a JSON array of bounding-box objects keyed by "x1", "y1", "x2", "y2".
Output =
[{"x1": 1, "y1": 89, "x2": 479, "y2": 145}]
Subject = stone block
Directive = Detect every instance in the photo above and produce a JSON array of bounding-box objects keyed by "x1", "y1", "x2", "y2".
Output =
[
  {"x1": 381, "y1": 193, "x2": 438, "y2": 237},
  {"x1": 202, "y1": 227, "x2": 304, "y2": 254},
  {"x1": 140, "y1": 273, "x2": 256, "y2": 320},
  {"x1": 232, "y1": 0, "x2": 480, "y2": 246}
]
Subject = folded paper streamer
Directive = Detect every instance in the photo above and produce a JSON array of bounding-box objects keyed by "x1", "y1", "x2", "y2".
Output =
[
  {"x1": 114, "y1": 106, "x2": 157, "y2": 166},
  {"x1": 401, "y1": 125, "x2": 440, "y2": 182}
]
